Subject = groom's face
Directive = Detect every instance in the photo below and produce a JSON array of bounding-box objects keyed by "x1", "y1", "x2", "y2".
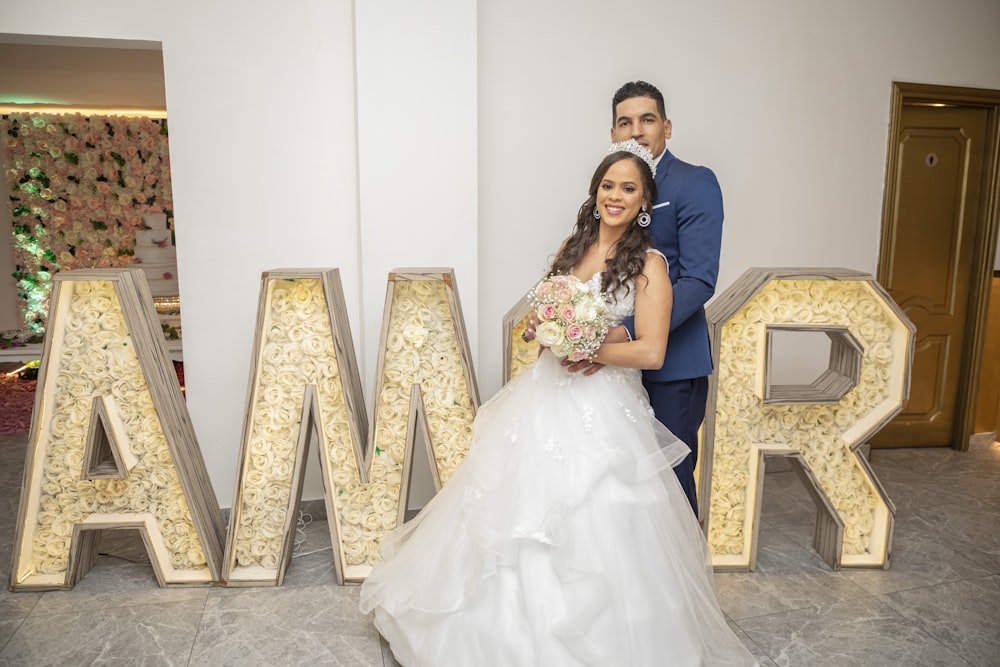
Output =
[{"x1": 611, "y1": 96, "x2": 672, "y2": 160}]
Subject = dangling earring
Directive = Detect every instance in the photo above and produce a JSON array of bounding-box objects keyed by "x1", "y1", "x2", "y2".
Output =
[
  {"x1": 593, "y1": 207, "x2": 601, "y2": 221},
  {"x1": 637, "y1": 205, "x2": 651, "y2": 227}
]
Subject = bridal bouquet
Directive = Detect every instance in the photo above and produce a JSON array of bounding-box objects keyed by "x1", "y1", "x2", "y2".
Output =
[{"x1": 526, "y1": 274, "x2": 608, "y2": 362}]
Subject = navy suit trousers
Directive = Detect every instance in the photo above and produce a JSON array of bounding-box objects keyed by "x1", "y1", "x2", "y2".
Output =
[{"x1": 644, "y1": 376, "x2": 708, "y2": 517}]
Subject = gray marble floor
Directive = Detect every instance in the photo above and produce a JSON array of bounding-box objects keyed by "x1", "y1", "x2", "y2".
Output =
[{"x1": 2, "y1": 430, "x2": 999, "y2": 666}]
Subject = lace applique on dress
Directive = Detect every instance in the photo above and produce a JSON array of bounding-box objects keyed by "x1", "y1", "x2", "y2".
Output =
[
  {"x1": 583, "y1": 273, "x2": 633, "y2": 327},
  {"x1": 587, "y1": 249, "x2": 667, "y2": 327}
]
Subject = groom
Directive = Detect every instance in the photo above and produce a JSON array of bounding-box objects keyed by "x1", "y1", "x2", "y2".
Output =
[{"x1": 579, "y1": 81, "x2": 723, "y2": 518}]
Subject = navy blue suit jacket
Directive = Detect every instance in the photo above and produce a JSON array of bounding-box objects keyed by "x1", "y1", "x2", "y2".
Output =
[{"x1": 628, "y1": 149, "x2": 723, "y2": 383}]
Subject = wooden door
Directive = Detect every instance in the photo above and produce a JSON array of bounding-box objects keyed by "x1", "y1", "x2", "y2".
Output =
[{"x1": 873, "y1": 104, "x2": 989, "y2": 447}]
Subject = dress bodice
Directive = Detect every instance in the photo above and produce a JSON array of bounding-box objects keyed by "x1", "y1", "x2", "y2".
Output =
[
  {"x1": 583, "y1": 249, "x2": 666, "y2": 328},
  {"x1": 583, "y1": 273, "x2": 635, "y2": 328}
]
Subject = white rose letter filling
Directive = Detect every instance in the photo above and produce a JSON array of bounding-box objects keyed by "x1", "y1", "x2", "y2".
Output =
[
  {"x1": 703, "y1": 269, "x2": 915, "y2": 570},
  {"x1": 10, "y1": 269, "x2": 225, "y2": 590},
  {"x1": 224, "y1": 269, "x2": 478, "y2": 585}
]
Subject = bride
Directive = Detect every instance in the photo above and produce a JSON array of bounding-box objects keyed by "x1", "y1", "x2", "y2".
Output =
[{"x1": 360, "y1": 140, "x2": 757, "y2": 666}]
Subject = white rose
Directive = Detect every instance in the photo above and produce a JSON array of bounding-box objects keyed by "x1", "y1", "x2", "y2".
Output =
[
  {"x1": 535, "y1": 321, "x2": 564, "y2": 348},
  {"x1": 577, "y1": 299, "x2": 598, "y2": 322},
  {"x1": 402, "y1": 323, "x2": 429, "y2": 348}
]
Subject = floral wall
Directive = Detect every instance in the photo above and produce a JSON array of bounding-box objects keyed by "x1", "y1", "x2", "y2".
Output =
[{"x1": 4, "y1": 113, "x2": 173, "y2": 330}]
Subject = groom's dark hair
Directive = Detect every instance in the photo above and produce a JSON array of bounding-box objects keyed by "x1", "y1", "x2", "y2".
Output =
[{"x1": 612, "y1": 81, "x2": 667, "y2": 121}]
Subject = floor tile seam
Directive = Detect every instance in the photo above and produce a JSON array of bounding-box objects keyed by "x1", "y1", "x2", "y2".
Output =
[
  {"x1": 380, "y1": 634, "x2": 403, "y2": 667},
  {"x1": 730, "y1": 593, "x2": 972, "y2": 660},
  {"x1": 930, "y1": 494, "x2": 1000, "y2": 508},
  {"x1": 884, "y1": 533, "x2": 1000, "y2": 574},
  {"x1": 901, "y1": 629, "x2": 979, "y2": 667},
  {"x1": 757, "y1": 518, "x2": 815, "y2": 536},
  {"x1": 938, "y1": 547, "x2": 1000, "y2": 576},
  {"x1": 892, "y1": 468, "x2": 1000, "y2": 479},
  {"x1": 0, "y1": 613, "x2": 30, "y2": 656},
  {"x1": 881, "y1": 480, "x2": 1000, "y2": 495},
  {"x1": 875, "y1": 573, "x2": 1000, "y2": 614},
  {"x1": 183, "y1": 593, "x2": 213, "y2": 667},
  {"x1": 23, "y1": 592, "x2": 212, "y2": 617},
  {"x1": 724, "y1": 617, "x2": 779, "y2": 664},
  {"x1": 750, "y1": 565, "x2": 864, "y2": 580},
  {"x1": 851, "y1": 571, "x2": 997, "y2": 598},
  {"x1": 940, "y1": 571, "x2": 1000, "y2": 587},
  {"x1": 9, "y1": 589, "x2": 42, "y2": 618},
  {"x1": 874, "y1": 592, "x2": 990, "y2": 666},
  {"x1": 907, "y1": 498, "x2": 1000, "y2": 527},
  {"x1": 724, "y1": 589, "x2": 889, "y2": 623}
]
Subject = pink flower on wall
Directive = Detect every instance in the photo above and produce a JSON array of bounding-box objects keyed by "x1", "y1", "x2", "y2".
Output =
[{"x1": 3, "y1": 113, "x2": 175, "y2": 329}]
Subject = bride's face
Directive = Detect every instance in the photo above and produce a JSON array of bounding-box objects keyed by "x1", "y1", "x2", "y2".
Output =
[{"x1": 595, "y1": 158, "x2": 646, "y2": 229}]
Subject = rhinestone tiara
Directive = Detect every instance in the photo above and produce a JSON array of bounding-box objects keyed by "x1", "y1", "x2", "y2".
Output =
[{"x1": 607, "y1": 138, "x2": 656, "y2": 177}]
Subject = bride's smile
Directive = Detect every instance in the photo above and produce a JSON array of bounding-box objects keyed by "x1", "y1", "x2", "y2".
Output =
[{"x1": 596, "y1": 158, "x2": 645, "y2": 226}]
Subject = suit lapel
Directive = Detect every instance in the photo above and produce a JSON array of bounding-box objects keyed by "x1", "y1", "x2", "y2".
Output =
[{"x1": 654, "y1": 149, "x2": 675, "y2": 206}]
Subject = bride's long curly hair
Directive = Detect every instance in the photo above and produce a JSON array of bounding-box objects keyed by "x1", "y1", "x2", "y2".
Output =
[{"x1": 548, "y1": 151, "x2": 657, "y2": 297}]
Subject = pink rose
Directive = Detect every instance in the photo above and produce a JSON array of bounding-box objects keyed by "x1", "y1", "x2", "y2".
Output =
[
  {"x1": 535, "y1": 281, "x2": 553, "y2": 296},
  {"x1": 560, "y1": 306, "x2": 576, "y2": 322},
  {"x1": 539, "y1": 304, "x2": 557, "y2": 321},
  {"x1": 565, "y1": 324, "x2": 583, "y2": 341},
  {"x1": 556, "y1": 289, "x2": 572, "y2": 302}
]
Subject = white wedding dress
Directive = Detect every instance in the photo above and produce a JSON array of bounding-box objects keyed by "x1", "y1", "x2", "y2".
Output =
[{"x1": 360, "y1": 267, "x2": 757, "y2": 666}]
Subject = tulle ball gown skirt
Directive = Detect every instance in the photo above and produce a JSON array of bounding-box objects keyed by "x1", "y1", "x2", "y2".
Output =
[{"x1": 360, "y1": 351, "x2": 757, "y2": 666}]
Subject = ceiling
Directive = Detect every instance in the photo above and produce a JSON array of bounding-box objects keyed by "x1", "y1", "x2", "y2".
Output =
[{"x1": 0, "y1": 34, "x2": 166, "y2": 114}]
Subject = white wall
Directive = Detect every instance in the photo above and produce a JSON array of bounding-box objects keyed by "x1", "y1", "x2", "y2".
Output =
[
  {"x1": 1, "y1": 0, "x2": 362, "y2": 505},
  {"x1": 160, "y1": 2, "x2": 362, "y2": 506},
  {"x1": 354, "y1": 0, "x2": 478, "y2": 398},
  {"x1": 5, "y1": 0, "x2": 1000, "y2": 506},
  {"x1": 476, "y1": 0, "x2": 1000, "y2": 395}
]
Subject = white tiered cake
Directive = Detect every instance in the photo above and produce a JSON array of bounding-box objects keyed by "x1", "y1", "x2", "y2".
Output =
[
  {"x1": 133, "y1": 213, "x2": 179, "y2": 297},
  {"x1": 133, "y1": 213, "x2": 181, "y2": 337}
]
